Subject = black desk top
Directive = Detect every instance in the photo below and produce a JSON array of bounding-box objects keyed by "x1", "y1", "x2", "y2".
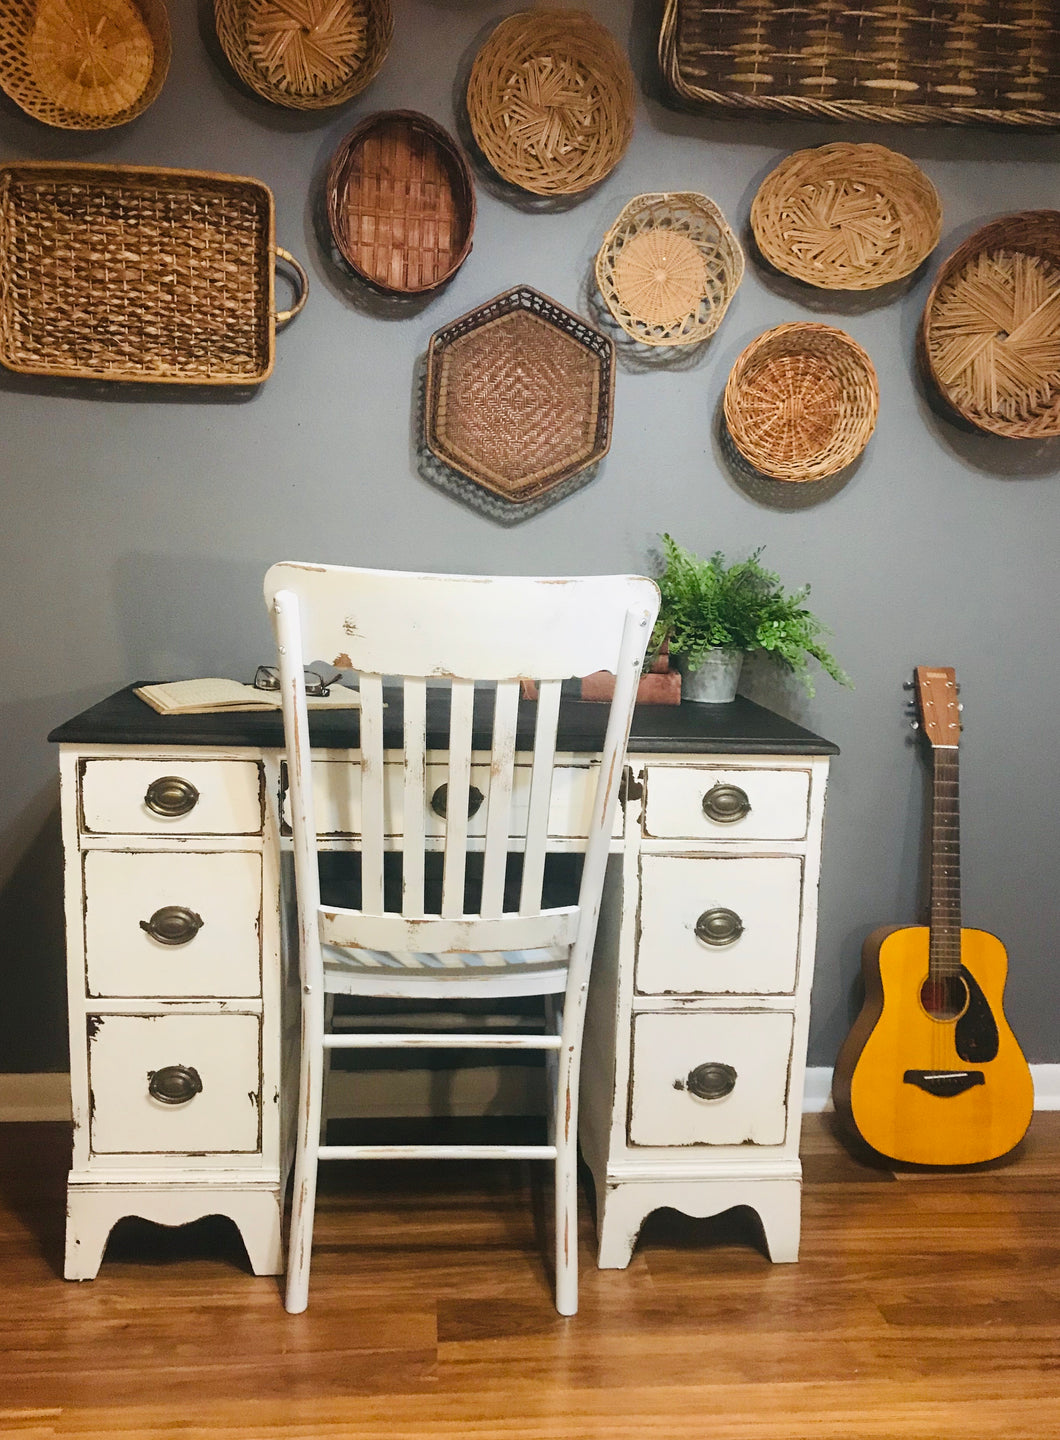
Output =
[{"x1": 49, "y1": 684, "x2": 838, "y2": 758}]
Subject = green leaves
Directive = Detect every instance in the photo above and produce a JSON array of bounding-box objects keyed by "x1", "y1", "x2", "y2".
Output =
[{"x1": 653, "y1": 535, "x2": 851, "y2": 696}]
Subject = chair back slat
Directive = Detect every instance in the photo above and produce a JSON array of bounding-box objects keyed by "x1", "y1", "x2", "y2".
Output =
[
  {"x1": 401, "y1": 677, "x2": 427, "y2": 916},
  {"x1": 319, "y1": 904, "x2": 578, "y2": 955},
  {"x1": 481, "y1": 680, "x2": 520, "y2": 918},
  {"x1": 358, "y1": 673, "x2": 386, "y2": 913},
  {"x1": 441, "y1": 678, "x2": 475, "y2": 917},
  {"x1": 520, "y1": 678, "x2": 561, "y2": 915}
]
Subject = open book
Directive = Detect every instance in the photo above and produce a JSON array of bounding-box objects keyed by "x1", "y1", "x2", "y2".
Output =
[{"x1": 134, "y1": 678, "x2": 362, "y2": 716}]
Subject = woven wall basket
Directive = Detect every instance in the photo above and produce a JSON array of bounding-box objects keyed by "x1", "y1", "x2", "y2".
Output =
[
  {"x1": 326, "y1": 111, "x2": 475, "y2": 294},
  {"x1": 214, "y1": 0, "x2": 392, "y2": 110},
  {"x1": 724, "y1": 322, "x2": 879, "y2": 481},
  {"x1": 0, "y1": 162, "x2": 308, "y2": 385},
  {"x1": 595, "y1": 191, "x2": 743, "y2": 347},
  {"x1": 659, "y1": 0, "x2": 1060, "y2": 127},
  {"x1": 424, "y1": 286, "x2": 614, "y2": 503},
  {"x1": 751, "y1": 143, "x2": 941, "y2": 291},
  {"x1": 920, "y1": 211, "x2": 1060, "y2": 440},
  {"x1": 466, "y1": 9, "x2": 635, "y2": 197},
  {"x1": 0, "y1": 0, "x2": 170, "y2": 129}
]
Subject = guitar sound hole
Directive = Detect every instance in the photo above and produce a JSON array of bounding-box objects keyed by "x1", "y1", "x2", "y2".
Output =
[{"x1": 920, "y1": 975, "x2": 969, "y2": 1022}]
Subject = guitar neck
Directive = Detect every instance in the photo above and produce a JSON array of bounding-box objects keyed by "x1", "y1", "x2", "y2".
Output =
[{"x1": 929, "y1": 746, "x2": 962, "y2": 977}]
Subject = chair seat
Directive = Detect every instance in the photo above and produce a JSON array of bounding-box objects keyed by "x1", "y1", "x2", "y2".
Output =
[{"x1": 321, "y1": 943, "x2": 570, "y2": 997}]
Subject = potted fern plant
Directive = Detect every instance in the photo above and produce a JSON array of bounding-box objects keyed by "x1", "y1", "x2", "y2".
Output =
[{"x1": 652, "y1": 535, "x2": 851, "y2": 702}]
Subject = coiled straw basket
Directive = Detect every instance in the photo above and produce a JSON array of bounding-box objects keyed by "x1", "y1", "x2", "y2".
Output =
[
  {"x1": 595, "y1": 192, "x2": 744, "y2": 347},
  {"x1": 724, "y1": 323, "x2": 879, "y2": 481},
  {"x1": 466, "y1": 9, "x2": 634, "y2": 196},
  {"x1": 0, "y1": 0, "x2": 170, "y2": 129}
]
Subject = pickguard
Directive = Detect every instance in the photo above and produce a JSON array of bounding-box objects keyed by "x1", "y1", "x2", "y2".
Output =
[{"x1": 954, "y1": 964, "x2": 999, "y2": 1062}]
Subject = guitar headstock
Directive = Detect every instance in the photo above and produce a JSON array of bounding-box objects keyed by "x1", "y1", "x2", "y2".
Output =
[{"x1": 914, "y1": 665, "x2": 961, "y2": 748}]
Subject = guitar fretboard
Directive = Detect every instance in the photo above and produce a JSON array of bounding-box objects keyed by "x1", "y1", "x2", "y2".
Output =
[{"x1": 929, "y1": 747, "x2": 961, "y2": 978}]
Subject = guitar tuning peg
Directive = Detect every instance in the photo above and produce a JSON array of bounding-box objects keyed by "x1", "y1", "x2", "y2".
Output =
[
  {"x1": 902, "y1": 680, "x2": 915, "y2": 690},
  {"x1": 957, "y1": 702, "x2": 964, "y2": 711},
  {"x1": 909, "y1": 720, "x2": 920, "y2": 731}
]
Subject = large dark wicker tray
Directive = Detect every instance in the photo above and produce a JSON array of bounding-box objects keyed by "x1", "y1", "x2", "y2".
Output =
[{"x1": 659, "y1": 0, "x2": 1060, "y2": 128}]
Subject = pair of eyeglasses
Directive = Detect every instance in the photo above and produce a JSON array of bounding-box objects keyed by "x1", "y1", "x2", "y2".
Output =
[{"x1": 253, "y1": 666, "x2": 343, "y2": 697}]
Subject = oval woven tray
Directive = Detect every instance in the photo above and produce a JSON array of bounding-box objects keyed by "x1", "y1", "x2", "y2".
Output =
[
  {"x1": 466, "y1": 9, "x2": 634, "y2": 197},
  {"x1": 0, "y1": 0, "x2": 170, "y2": 129},
  {"x1": 214, "y1": 0, "x2": 391, "y2": 110},
  {"x1": 920, "y1": 211, "x2": 1060, "y2": 440},
  {"x1": 724, "y1": 322, "x2": 879, "y2": 481},
  {"x1": 751, "y1": 143, "x2": 941, "y2": 292},
  {"x1": 327, "y1": 111, "x2": 475, "y2": 294},
  {"x1": 595, "y1": 191, "x2": 743, "y2": 347},
  {"x1": 424, "y1": 286, "x2": 614, "y2": 503}
]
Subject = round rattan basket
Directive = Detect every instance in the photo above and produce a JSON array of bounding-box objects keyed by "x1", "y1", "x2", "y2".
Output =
[
  {"x1": 214, "y1": 0, "x2": 392, "y2": 110},
  {"x1": 724, "y1": 322, "x2": 879, "y2": 481},
  {"x1": 466, "y1": 9, "x2": 634, "y2": 197},
  {"x1": 751, "y1": 142, "x2": 942, "y2": 292},
  {"x1": 595, "y1": 191, "x2": 744, "y2": 347},
  {"x1": 920, "y1": 210, "x2": 1060, "y2": 439},
  {"x1": 0, "y1": 0, "x2": 170, "y2": 129}
]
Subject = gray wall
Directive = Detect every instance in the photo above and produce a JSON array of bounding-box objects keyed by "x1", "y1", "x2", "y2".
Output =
[{"x1": 3, "y1": 0, "x2": 1059, "y2": 1073}]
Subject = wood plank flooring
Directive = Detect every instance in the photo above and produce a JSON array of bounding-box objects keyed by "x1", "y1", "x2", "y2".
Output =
[{"x1": 2, "y1": 1113, "x2": 1060, "y2": 1438}]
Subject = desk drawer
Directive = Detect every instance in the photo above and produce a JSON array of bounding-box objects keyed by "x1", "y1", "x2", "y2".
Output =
[
  {"x1": 294, "y1": 760, "x2": 621, "y2": 840},
  {"x1": 637, "y1": 854, "x2": 802, "y2": 995},
  {"x1": 80, "y1": 758, "x2": 264, "y2": 836},
  {"x1": 84, "y1": 851, "x2": 262, "y2": 998},
  {"x1": 642, "y1": 765, "x2": 810, "y2": 841},
  {"x1": 629, "y1": 1010, "x2": 794, "y2": 1147},
  {"x1": 87, "y1": 1013, "x2": 261, "y2": 1154}
]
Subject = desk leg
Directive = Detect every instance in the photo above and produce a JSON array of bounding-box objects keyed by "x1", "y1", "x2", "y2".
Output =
[
  {"x1": 594, "y1": 1177, "x2": 802, "y2": 1269},
  {"x1": 65, "y1": 1183, "x2": 285, "y2": 1279}
]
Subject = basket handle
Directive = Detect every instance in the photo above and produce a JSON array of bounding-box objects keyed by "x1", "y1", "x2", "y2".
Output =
[{"x1": 274, "y1": 246, "x2": 309, "y2": 326}]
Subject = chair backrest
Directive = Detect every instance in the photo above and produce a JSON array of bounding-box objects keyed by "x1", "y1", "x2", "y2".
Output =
[{"x1": 264, "y1": 562, "x2": 659, "y2": 967}]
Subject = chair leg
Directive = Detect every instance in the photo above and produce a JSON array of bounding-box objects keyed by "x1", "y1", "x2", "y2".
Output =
[
  {"x1": 554, "y1": 1044, "x2": 579, "y2": 1316},
  {"x1": 285, "y1": 1001, "x2": 324, "y2": 1314}
]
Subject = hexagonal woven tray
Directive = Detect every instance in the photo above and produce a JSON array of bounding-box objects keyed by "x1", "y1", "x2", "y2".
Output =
[{"x1": 424, "y1": 287, "x2": 614, "y2": 504}]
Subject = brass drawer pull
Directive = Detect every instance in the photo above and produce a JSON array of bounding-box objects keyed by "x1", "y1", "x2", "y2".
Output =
[
  {"x1": 145, "y1": 775, "x2": 200, "y2": 817},
  {"x1": 147, "y1": 1065, "x2": 203, "y2": 1105},
  {"x1": 686, "y1": 1062, "x2": 737, "y2": 1101},
  {"x1": 694, "y1": 907, "x2": 744, "y2": 946},
  {"x1": 430, "y1": 783, "x2": 485, "y2": 819},
  {"x1": 701, "y1": 782, "x2": 751, "y2": 823},
  {"x1": 139, "y1": 906, "x2": 204, "y2": 946}
]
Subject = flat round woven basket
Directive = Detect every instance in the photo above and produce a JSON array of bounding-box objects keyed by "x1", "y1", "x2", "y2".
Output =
[
  {"x1": 0, "y1": 0, "x2": 170, "y2": 129},
  {"x1": 214, "y1": 0, "x2": 392, "y2": 110},
  {"x1": 595, "y1": 191, "x2": 744, "y2": 347},
  {"x1": 723, "y1": 322, "x2": 879, "y2": 481},
  {"x1": 466, "y1": 9, "x2": 634, "y2": 197},
  {"x1": 751, "y1": 142, "x2": 942, "y2": 291},
  {"x1": 920, "y1": 210, "x2": 1060, "y2": 439},
  {"x1": 327, "y1": 111, "x2": 475, "y2": 294}
]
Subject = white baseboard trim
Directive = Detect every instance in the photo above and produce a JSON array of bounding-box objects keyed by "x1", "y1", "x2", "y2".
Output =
[
  {"x1": 802, "y1": 1065, "x2": 1060, "y2": 1112},
  {"x1": 4, "y1": 1066, "x2": 1060, "y2": 1123}
]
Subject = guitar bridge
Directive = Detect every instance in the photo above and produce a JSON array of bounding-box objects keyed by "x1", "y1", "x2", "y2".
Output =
[{"x1": 903, "y1": 1069, "x2": 985, "y2": 1098}]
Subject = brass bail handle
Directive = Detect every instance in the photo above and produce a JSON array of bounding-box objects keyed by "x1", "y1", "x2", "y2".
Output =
[
  {"x1": 686, "y1": 1062, "x2": 737, "y2": 1101},
  {"x1": 147, "y1": 1065, "x2": 203, "y2": 1105},
  {"x1": 140, "y1": 906, "x2": 204, "y2": 946},
  {"x1": 701, "y1": 782, "x2": 751, "y2": 824},
  {"x1": 274, "y1": 247, "x2": 309, "y2": 326},
  {"x1": 144, "y1": 775, "x2": 199, "y2": 817},
  {"x1": 694, "y1": 907, "x2": 744, "y2": 946}
]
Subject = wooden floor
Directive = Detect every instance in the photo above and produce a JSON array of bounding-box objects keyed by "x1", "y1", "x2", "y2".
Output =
[{"x1": 3, "y1": 1113, "x2": 1060, "y2": 1439}]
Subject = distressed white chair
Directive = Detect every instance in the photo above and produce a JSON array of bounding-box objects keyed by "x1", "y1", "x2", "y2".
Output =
[{"x1": 265, "y1": 561, "x2": 658, "y2": 1315}]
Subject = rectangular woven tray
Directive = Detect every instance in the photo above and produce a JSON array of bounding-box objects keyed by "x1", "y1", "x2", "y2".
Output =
[
  {"x1": 659, "y1": 0, "x2": 1060, "y2": 127},
  {"x1": 0, "y1": 162, "x2": 288, "y2": 384}
]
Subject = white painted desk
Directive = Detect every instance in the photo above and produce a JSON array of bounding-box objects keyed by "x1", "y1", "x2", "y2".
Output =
[{"x1": 50, "y1": 687, "x2": 835, "y2": 1279}]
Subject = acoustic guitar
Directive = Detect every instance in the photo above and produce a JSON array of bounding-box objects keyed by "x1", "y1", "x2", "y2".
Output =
[{"x1": 833, "y1": 665, "x2": 1033, "y2": 1165}]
